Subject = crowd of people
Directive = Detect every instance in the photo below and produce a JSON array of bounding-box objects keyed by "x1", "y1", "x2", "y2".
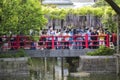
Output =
[
  {"x1": 0, "y1": 26, "x2": 117, "y2": 50},
  {"x1": 38, "y1": 26, "x2": 117, "y2": 50}
]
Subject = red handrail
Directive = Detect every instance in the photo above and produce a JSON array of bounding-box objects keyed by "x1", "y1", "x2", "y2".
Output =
[
  {"x1": 106, "y1": 34, "x2": 110, "y2": 47},
  {"x1": 0, "y1": 34, "x2": 111, "y2": 50},
  {"x1": 85, "y1": 34, "x2": 88, "y2": 48}
]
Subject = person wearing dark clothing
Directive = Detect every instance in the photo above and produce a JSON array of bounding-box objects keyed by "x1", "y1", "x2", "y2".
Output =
[
  {"x1": 10, "y1": 36, "x2": 17, "y2": 50},
  {"x1": 111, "y1": 32, "x2": 117, "y2": 46},
  {"x1": 39, "y1": 31, "x2": 47, "y2": 50},
  {"x1": 0, "y1": 37, "x2": 2, "y2": 43},
  {"x1": 0, "y1": 37, "x2": 2, "y2": 48},
  {"x1": 91, "y1": 29, "x2": 98, "y2": 49}
]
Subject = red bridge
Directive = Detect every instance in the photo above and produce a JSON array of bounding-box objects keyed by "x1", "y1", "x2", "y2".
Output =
[
  {"x1": 0, "y1": 34, "x2": 111, "y2": 57},
  {"x1": 0, "y1": 34, "x2": 110, "y2": 50}
]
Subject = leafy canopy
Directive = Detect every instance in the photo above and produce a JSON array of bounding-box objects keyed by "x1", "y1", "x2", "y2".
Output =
[{"x1": 0, "y1": 0, "x2": 47, "y2": 35}]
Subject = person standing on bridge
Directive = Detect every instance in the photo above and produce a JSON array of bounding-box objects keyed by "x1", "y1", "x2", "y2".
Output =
[
  {"x1": 98, "y1": 29, "x2": 106, "y2": 47},
  {"x1": 39, "y1": 31, "x2": 47, "y2": 50},
  {"x1": 75, "y1": 30, "x2": 83, "y2": 49},
  {"x1": 63, "y1": 30, "x2": 71, "y2": 49},
  {"x1": 111, "y1": 31, "x2": 117, "y2": 46},
  {"x1": 91, "y1": 28, "x2": 98, "y2": 49},
  {"x1": 47, "y1": 27, "x2": 55, "y2": 49}
]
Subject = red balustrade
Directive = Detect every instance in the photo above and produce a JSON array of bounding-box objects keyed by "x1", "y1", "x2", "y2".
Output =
[{"x1": 0, "y1": 34, "x2": 110, "y2": 50}]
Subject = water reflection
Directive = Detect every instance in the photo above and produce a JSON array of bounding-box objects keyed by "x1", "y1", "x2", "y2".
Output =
[{"x1": 0, "y1": 58, "x2": 120, "y2": 80}]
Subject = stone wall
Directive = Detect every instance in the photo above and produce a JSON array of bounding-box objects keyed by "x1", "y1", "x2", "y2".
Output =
[
  {"x1": 0, "y1": 57, "x2": 29, "y2": 76},
  {"x1": 79, "y1": 56, "x2": 117, "y2": 73},
  {"x1": 25, "y1": 49, "x2": 95, "y2": 57}
]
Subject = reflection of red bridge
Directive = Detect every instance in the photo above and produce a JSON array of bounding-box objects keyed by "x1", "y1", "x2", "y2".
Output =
[{"x1": 0, "y1": 34, "x2": 110, "y2": 50}]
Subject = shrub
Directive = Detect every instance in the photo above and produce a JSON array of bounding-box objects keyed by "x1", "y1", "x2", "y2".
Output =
[
  {"x1": 14, "y1": 49, "x2": 28, "y2": 57},
  {"x1": 87, "y1": 46, "x2": 115, "y2": 56},
  {"x1": 0, "y1": 53, "x2": 13, "y2": 58},
  {"x1": 0, "y1": 49, "x2": 28, "y2": 58}
]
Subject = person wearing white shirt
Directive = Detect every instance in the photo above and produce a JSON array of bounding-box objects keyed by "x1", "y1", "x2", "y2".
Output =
[
  {"x1": 47, "y1": 28, "x2": 55, "y2": 49},
  {"x1": 63, "y1": 31, "x2": 70, "y2": 49}
]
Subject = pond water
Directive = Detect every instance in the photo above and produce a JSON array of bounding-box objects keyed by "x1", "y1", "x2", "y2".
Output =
[{"x1": 0, "y1": 58, "x2": 120, "y2": 80}]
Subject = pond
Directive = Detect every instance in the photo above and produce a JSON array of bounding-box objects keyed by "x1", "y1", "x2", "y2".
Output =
[{"x1": 0, "y1": 58, "x2": 120, "y2": 80}]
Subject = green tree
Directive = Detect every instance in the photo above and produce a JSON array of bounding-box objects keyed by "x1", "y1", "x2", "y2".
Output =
[
  {"x1": 93, "y1": 0, "x2": 108, "y2": 7},
  {"x1": 115, "y1": 0, "x2": 120, "y2": 4},
  {"x1": 105, "y1": 0, "x2": 120, "y2": 15},
  {"x1": 0, "y1": 0, "x2": 47, "y2": 35},
  {"x1": 93, "y1": 0, "x2": 120, "y2": 7}
]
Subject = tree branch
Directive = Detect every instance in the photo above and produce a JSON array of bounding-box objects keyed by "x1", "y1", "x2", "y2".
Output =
[{"x1": 105, "y1": 0, "x2": 120, "y2": 15}]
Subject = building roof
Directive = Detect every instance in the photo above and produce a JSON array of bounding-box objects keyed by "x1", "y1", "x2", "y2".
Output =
[
  {"x1": 42, "y1": 0, "x2": 73, "y2": 5},
  {"x1": 42, "y1": 0, "x2": 95, "y2": 8}
]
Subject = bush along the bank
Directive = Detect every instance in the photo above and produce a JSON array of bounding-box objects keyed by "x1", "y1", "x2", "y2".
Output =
[
  {"x1": 87, "y1": 46, "x2": 115, "y2": 56},
  {"x1": 0, "y1": 49, "x2": 28, "y2": 58}
]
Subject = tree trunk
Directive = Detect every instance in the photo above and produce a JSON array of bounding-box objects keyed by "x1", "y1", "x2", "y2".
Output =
[
  {"x1": 116, "y1": 15, "x2": 120, "y2": 75},
  {"x1": 52, "y1": 19, "x2": 55, "y2": 30},
  {"x1": 105, "y1": 0, "x2": 120, "y2": 75},
  {"x1": 61, "y1": 19, "x2": 64, "y2": 29}
]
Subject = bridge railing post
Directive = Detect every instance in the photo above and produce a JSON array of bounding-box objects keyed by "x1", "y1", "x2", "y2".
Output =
[
  {"x1": 52, "y1": 36, "x2": 55, "y2": 49},
  {"x1": 85, "y1": 34, "x2": 88, "y2": 48},
  {"x1": 17, "y1": 35, "x2": 20, "y2": 49},
  {"x1": 106, "y1": 34, "x2": 110, "y2": 47}
]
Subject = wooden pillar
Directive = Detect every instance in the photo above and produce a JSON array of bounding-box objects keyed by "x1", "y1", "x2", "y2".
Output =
[
  {"x1": 52, "y1": 58, "x2": 55, "y2": 80},
  {"x1": 44, "y1": 57, "x2": 47, "y2": 80},
  {"x1": 61, "y1": 57, "x2": 64, "y2": 80},
  {"x1": 53, "y1": 19, "x2": 55, "y2": 30},
  {"x1": 61, "y1": 19, "x2": 64, "y2": 30},
  {"x1": 116, "y1": 15, "x2": 120, "y2": 75}
]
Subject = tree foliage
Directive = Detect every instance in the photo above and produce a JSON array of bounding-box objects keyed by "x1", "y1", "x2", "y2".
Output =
[
  {"x1": 0, "y1": 0, "x2": 47, "y2": 35},
  {"x1": 93, "y1": 0, "x2": 120, "y2": 7},
  {"x1": 0, "y1": 0, "x2": 119, "y2": 35},
  {"x1": 41, "y1": 3, "x2": 118, "y2": 32},
  {"x1": 93, "y1": 0, "x2": 108, "y2": 7},
  {"x1": 42, "y1": 6, "x2": 68, "y2": 19},
  {"x1": 42, "y1": 5, "x2": 117, "y2": 18},
  {"x1": 113, "y1": 0, "x2": 120, "y2": 4}
]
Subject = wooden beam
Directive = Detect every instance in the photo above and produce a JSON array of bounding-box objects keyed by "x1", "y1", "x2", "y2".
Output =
[{"x1": 105, "y1": 0, "x2": 120, "y2": 15}]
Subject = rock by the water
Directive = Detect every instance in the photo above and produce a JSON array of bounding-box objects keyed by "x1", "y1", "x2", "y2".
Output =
[{"x1": 70, "y1": 72, "x2": 90, "y2": 77}]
